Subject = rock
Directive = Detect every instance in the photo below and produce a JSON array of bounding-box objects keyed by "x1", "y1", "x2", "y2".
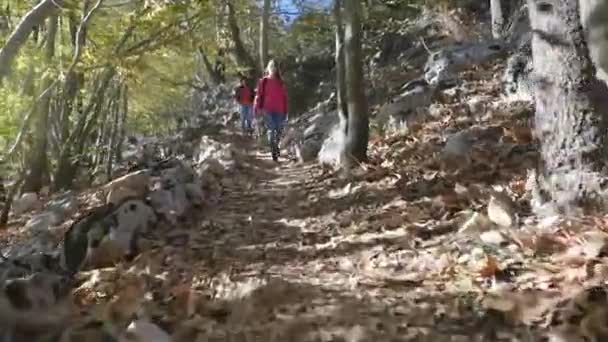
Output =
[
  {"x1": 13, "y1": 192, "x2": 41, "y2": 215},
  {"x1": 148, "y1": 186, "x2": 189, "y2": 225},
  {"x1": 160, "y1": 162, "x2": 197, "y2": 186},
  {"x1": 124, "y1": 320, "x2": 171, "y2": 342},
  {"x1": 197, "y1": 158, "x2": 226, "y2": 178},
  {"x1": 61, "y1": 199, "x2": 157, "y2": 274},
  {"x1": 458, "y1": 211, "x2": 494, "y2": 234},
  {"x1": 184, "y1": 183, "x2": 204, "y2": 207},
  {"x1": 25, "y1": 212, "x2": 62, "y2": 232},
  {"x1": 196, "y1": 136, "x2": 235, "y2": 166},
  {"x1": 487, "y1": 190, "x2": 517, "y2": 228},
  {"x1": 371, "y1": 32, "x2": 415, "y2": 67},
  {"x1": 318, "y1": 121, "x2": 345, "y2": 166},
  {"x1": 0, "y1": 272, "x2": 74, "y2": 338},
  {"x1": 102, "y1": 170, "x2": 150, "y2": 197},
  {"x1": 220, "y1": 177, "x2": 234, "y2": 188},
  {"x1": 282, "y1": 100, "x2": 340, "y2": 162},
  {"x1": 46, "y1": 193, "x2": 78, "y2": 220},
  {"x1": 61, "y1": 204, "x2": 118, "y2": 274},
  {"x1": 466, "y1": 95, "x2": 494, "y2": 117},
  {"x1": 479, "y1": 230, "x2": 508, "y2": 246},
  {"x1": 424, "y1": 43, "x2": 504, "y2": 86},
  {"x1": 107, "y1": 199, "x2": 158, "y2": 252},
  {"x1": 281, "y1": 126, "x2": 305, "y2": 162},
  {"x1": 440, "y1": 131, "x2": 475, "y2": 170},
  {"x1": 200, "y1": 174, "x2": 222, "y2": 197},
  {"x1": 86, "y1": 238, "x2": 130, "y2": 269},
  {"x1": 300, "y1": 140, "x2": 322, "y2": 162},
  {"x1": 92, "y1": 171, "x2": 110, "y2": 187},
  {"x1": 106, "y1": 186, "x2": 140, "y2": 205},
  {"x1": 375, "y1": 78, "x2": 433, "y2": 132}
]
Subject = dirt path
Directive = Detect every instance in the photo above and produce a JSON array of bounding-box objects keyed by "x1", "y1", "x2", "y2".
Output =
[{"x1": 165, "y1": 132, "x2": 541, "y2": 342}]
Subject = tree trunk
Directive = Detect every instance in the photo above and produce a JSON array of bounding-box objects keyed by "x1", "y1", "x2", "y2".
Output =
[
  {"x1": 226, "y1": 1, "x2": 259, "y2": 75},
  {"x1": 341, "y1": 0, "x2": 369, "y2": 166},
  {"x1": 106, "y1": 84, "x2": 121, "y2": 178},
  {"x1": 334, "y1": 0, "x2": 348, "y2": 123},
  {"x1": 528, "y1": 0, "x2": 608, "y2": 213},
  {"x1": 0, "y1": 175, "x2": 24, "y2": 228},
  {"x1": 54, "y1": 68, "x2": 115, "y2": 190},
  {"x1": 198, "y1": 46, "x2": 223, "y2": 85},
  {"x1": 491, "y1": 0, "x2": 506, "y2": 39},
  {"x1": 260, "y1": 0, "x2": 270, "y2": 72},
  {"x1": 0, "y1": 0, "x2": 62, "y2": 83},
  {"x1": 115, "y1": 84, "x2": 128, "y2": 163},
  {"x1": 579, "y1": 0, "x2": 608, "y2": 85},
  {"x1": 23, "y1": 14, "x2": 57, "y2": 193}
]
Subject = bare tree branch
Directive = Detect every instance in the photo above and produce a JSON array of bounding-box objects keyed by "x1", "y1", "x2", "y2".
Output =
[{"x1": 0, "y1": 0, "x2": 64, "y2": 83}]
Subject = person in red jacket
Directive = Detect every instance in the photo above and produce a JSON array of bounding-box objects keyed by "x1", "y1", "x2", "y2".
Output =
[
  {"x1": 234, "y1": 77, "x2": 254, "y2": 135},
  {"x1": 254, "y1": 60, "x2": 288, "y2": 162}
]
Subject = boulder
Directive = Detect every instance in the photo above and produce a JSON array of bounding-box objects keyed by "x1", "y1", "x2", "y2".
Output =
[
  {"x1": 25, "y1": 212, "x2": 62, "y2": 232},
  {"x1": 106, "y1": 186, "x2": 140, "y2": 205},
  {"x1": 102, "y1": 170, "x2": 150, "y2": 197},
  {"x1": 148, "y1": 185, "x2": 189, "y2": 225},
  {"x1": 317, "y1": 121, "x2": 345, "y2": 166},
  {"x1": 13, "y1": 192, "x2": 41, "y2": 215},
  {"x1": 374, "y1": 78, "x2": 434, "y2": 132},
  {"x1": 106, "y1": 199, "x2": 158, "y2": 252},
  {"x1": 61, "y1": 199, "x2": 157, "y2": 274},
  {"x1": 424, "y1": 42, "x2": 504, "y2": 86}
]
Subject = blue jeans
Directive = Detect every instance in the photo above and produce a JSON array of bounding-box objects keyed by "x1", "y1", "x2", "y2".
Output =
[
  {"x1": 239, "y1": 105, "x2": 253, "y2": 132},
  {"x1": 264, "y1": 112, "x2": 286, "y2": 158}
]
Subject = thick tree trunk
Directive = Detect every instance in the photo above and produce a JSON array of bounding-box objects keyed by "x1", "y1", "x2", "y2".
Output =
[
  {"x1": 260, "y1": 0, "x2": 270, "y2": 72},
  {"x1": 0, "y1": 0, "x2": 62, "y2": 83},
  {"x1": 491, "y1": 0, "x2": 506, "y2": 39},
  {"x1": 528, "y1": 0, "x2": 608, "y2": 212},
  {"x1": 23, "y1": 14, "x2": 57, "y2": 193},
  {"x1": 341, "y1": 0, "x2": 369, "y2": 165},
  {"x1": 226, "y1": 1, "x2": 259, "y2": 75},
  {"x1": 579, "y1": 0, "x2": 608, "y2": 85}
]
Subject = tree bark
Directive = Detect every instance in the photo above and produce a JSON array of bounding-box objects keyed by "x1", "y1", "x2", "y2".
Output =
[
  {"x1": 334, "y1": 0, "x2": 348, "y2": 123},
  {"x1": 198, "y1": 46, "x2": 223, "y2": 85},
  {"x1": 106, "y1": 84, "x2": 121, "y2": 178},
  {"x1": 341, "y1": 0, "x2": 369, "y2": 165},
  {"x1": 579, "y1": 0, "x2": 608, "y2": 85},
  {"x1": 0, "y1": 175, "x2": 24, "y2": 228},
  {"x1": 491, "y1": 0, "x2": 506, "y2": 39},
  {"x1": 54, "y1": 68, "x2": 115, "y2": 190},
  {"x1": 0, "y1": 0, "x2": 62, "y2": 83},
  {"x1": 114, "y1": 84, "x2": 128, "y2": 163},
  {"x1": 23, "y1": 14, "x2": 58, "y2": 193},
  {"x1": 528, "y1": 0, "x2": 608, "y2": 213},
  {"x1": 226, "y1": 1, "x2": 259, "y2": 75},
  {"x1": 260, "y1": 0, "x2": 270, "y2": 72}
]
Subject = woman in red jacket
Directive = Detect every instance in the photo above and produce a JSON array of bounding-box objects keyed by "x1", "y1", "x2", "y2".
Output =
[{"x1": 254, "y1": 60, "x2": 288, "y2": 162}]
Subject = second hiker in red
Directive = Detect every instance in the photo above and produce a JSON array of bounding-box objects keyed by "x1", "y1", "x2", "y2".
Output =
[{"x1": 234, "y1": 77, "x2": 254, "y2": 134}]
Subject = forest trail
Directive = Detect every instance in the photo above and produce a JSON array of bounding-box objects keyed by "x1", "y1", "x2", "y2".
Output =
[{"x1": 168, "y1": 130, "x2": 534, "y2": 341}]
